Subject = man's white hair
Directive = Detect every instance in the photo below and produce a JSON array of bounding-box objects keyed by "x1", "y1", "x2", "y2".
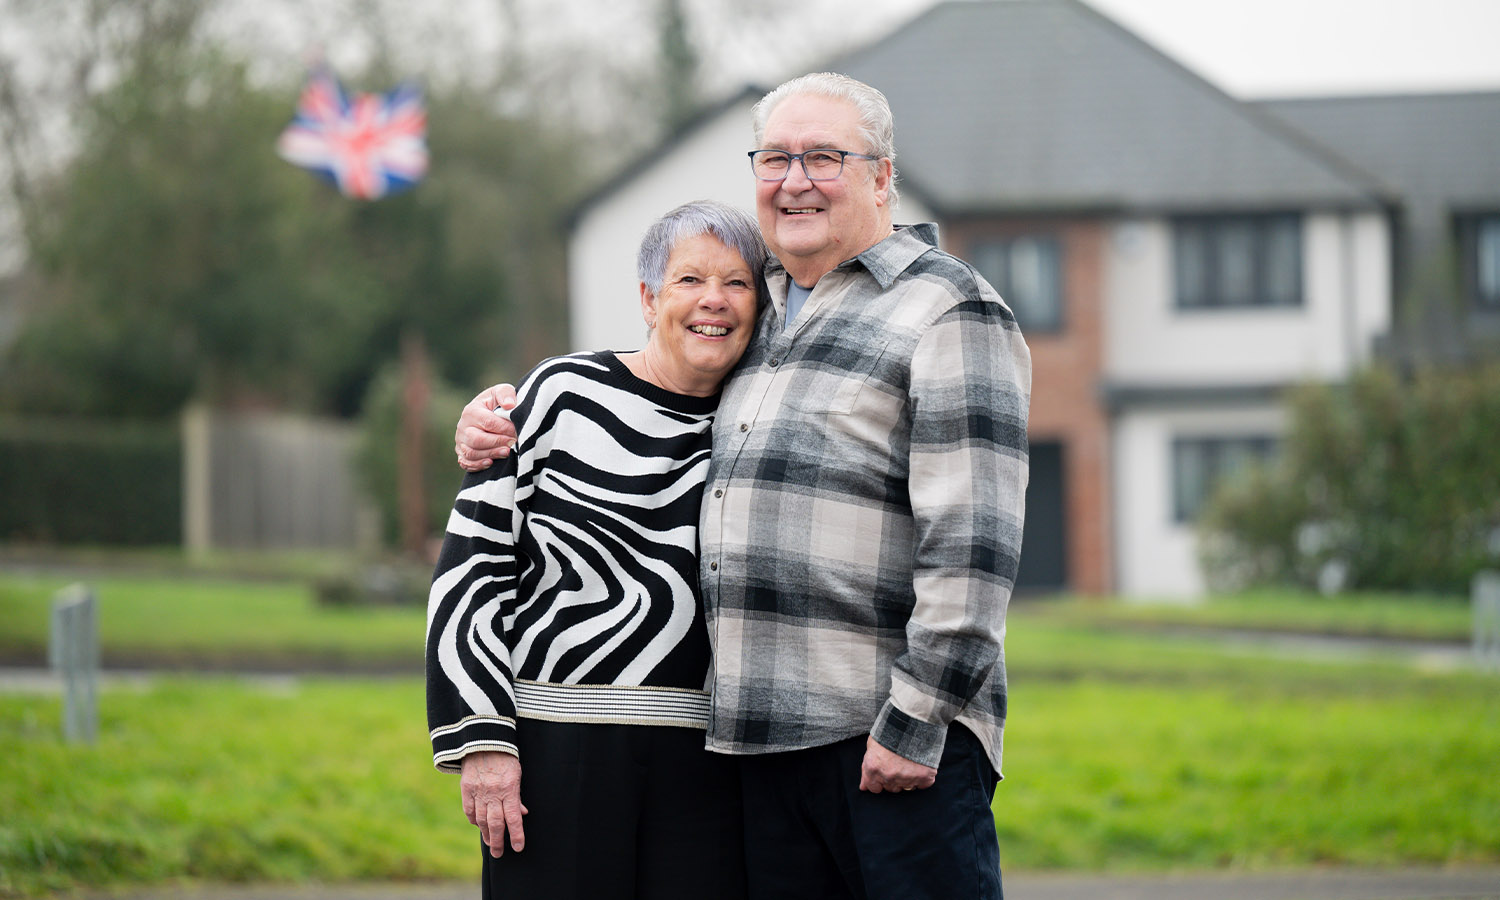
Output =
[{"x1": 751, "y1": 72, "x2": 900, "y2": 208}]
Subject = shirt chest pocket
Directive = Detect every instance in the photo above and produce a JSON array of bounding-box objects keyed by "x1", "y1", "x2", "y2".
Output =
[{"x1": 783, "y1": 340, "x2": 897, "y2": 421}]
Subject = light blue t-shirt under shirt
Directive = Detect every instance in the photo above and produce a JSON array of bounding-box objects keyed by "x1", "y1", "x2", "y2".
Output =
[{"x1": 784, "y1": 280, "x2": 814, "y2": 330}]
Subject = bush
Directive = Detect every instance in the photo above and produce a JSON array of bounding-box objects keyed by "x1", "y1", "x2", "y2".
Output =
[
  {"x1": 1199, "y1": 364, "x2": 1500, "y2": 594},
  {"x1": 0, "y1": 417, "x2": 181, "y2": 545},
  {"x1": 312, "y1": 563, "x2": 432, "y2": 607},
  {"x1": 352, "y1": 358, "x2": 469, "y2": 548}
]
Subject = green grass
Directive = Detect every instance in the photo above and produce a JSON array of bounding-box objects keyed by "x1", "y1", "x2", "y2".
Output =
[
  {"x1": 0, "y1": 545, "x2": 359, "y2": 581},
  {"x1": 0, "y1": 568, "x2": 1475, "y2": 669},
  {"x1": 0, "y1": 572, "x2": 423, "y2": 667},
  {"x1": 1000, "y1": 619, "x2": 1500, "y2": 869},
  {"x1": 3, "y1": 625, "x2": 1498, "y2": 897},
  {"x1": 1018, "y1": 589, "x2": 1474, "y2": 642},
  {"x1": 1, "y1": 566, "x2": 1496, "y2": 896},
  {"x1": 0, "y1": 679, "x2": 472, "y2": 898}
]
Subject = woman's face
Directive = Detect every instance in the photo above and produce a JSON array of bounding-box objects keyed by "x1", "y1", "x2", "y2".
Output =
[{"x1": 640, "y1": 233, "x2": 759, "y2": 395}]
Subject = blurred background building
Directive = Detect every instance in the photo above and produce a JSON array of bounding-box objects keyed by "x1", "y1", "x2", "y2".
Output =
[
  {"x1": 1, "y1": 0, "x2": 1496, "y2": 597},
  {"x1": 566, "y1": 0, "x2": 1500, "y2": 597}
]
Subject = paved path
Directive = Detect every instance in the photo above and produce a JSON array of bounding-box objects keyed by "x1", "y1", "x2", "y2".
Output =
[{"x1": 89, "y1": 869, "x2": 1500, "y2": 900}]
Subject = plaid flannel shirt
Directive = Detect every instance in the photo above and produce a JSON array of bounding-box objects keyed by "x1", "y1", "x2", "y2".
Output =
[{"x1": 699, "y1": 224, "x2": 1032, "y2": 772}]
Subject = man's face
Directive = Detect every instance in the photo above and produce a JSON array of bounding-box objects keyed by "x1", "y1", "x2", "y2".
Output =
[{"x1": 755, "y1": 93, "x2": 892, "y2": 284}]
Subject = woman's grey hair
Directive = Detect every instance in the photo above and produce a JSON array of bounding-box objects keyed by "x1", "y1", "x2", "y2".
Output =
[
  {"x1": 751, "y1": 72, "x2": 900, "y2": 207},
  {"x1": 637, "y1": 200, "x2": 768, "y2": 298}
]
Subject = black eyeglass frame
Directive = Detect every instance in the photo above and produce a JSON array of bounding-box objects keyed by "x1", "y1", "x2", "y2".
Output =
[{"x1": 747, "y1": 149, "x2": 880, "y2": 182}]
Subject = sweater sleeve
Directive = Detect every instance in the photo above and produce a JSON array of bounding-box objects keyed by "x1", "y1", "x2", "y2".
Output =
[
  {"x1": 869, "y1": 288, "x2": 1032, "y2": 768},
  {"x1": 425, "y1": 403, "x2": 529, "y2": 774}
]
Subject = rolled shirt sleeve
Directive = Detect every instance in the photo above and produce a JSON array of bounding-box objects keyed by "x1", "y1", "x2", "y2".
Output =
[{"x1": 871, "y1": 287, "x2": 1031, "y2": 767}]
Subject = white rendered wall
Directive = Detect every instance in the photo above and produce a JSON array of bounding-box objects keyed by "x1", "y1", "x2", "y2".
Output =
[
  {"x1": 1112, "y1": 403, "x2": 1286, "y2": 598},
  {"x1": 568, "y1": 99, "x2": 935, "y2": 353},
  {"x1": 569, "y1": 100, "x2": 759, "y2": 354},
  {"x1": 1104, "y1": 209, "x2": 1389, "y2": 597},
  {"x1": 1103, "y1": 211, "x2": 1391, "y2": 385}
]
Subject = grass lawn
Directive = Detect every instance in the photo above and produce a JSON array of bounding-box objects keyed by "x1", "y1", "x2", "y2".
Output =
[
  {"x1": 0, "y1": 571, "x2": 423, "y2": 667},
  {"x1": 0, "y1": 565, "x2": 1477, "y2": 669},
  {"x1": 1, "y1": 678, "x2": 471, "y2": 898},
  {"x1": 1019, "y1": 590, "x2": 1475, "y2": 643},
  {"x1": 999, "y1": 624, "x2": 1500, "y2": 869},
  {"x1": 3, "y1": 625, "x2": 1498, "y2": 897},
  {"x1": 1, "y1": 563, "x2": 1496, "y2": 896}
]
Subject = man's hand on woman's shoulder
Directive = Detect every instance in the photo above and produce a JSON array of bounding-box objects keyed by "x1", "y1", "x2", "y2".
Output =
[{"x1": 456, "y1": 383, "x2": 520, "y2": 472}]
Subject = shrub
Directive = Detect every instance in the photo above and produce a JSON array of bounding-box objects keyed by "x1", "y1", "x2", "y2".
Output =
[
  {"x1": 0, "y1": 417, "x2": 181, "y2": 545},
  {"x1": 352, "y1": 359, "x2": 469, "y2": 549},
  {"x1": 312, "y1": 563, "x2": 432, "y2": 607},
  {"x1": 1199, "y1": 364, "x2": 1500, "y2": 594}
]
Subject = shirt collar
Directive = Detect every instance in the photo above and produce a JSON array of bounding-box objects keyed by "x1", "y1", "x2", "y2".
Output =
[{"x1": 764, "y1": 223, "x2": 940, "y2": 292}]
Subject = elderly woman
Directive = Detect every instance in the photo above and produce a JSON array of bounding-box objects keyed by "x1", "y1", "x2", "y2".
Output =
[{"x1": 426, "y1": 200, "x2": 765, "y2": 900}]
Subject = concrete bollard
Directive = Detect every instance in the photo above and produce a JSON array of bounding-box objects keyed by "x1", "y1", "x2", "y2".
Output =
[
  {"x1": 1475, "y1": 571, "x2": 1500, "y2": 673},
  {"x1": 49, "y1": 584, "x2": 99, "y2": 743}
]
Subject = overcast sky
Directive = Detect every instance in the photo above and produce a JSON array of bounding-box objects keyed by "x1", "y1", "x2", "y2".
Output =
[
  {"x1": 1082, "y1": 0, "x2": 1500, "y2": 97},
  {"x1": 826, "y1": 0, "x2": 1500, "y2": 97}
]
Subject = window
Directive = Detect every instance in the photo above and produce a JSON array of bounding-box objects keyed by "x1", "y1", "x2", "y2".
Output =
[
  {"x1": 971, "y1": 235, "x2": 1063, "y2": 333},
  {"x1": 1459, "y1": 213, "x2": 1500, "y2": 311},
  {"x1": 1173, "y1": 214, "x2": 1302, "y2": 309},
  {"x1": 1172, "y1": 435, "x2": 1278, "y2": 522}
]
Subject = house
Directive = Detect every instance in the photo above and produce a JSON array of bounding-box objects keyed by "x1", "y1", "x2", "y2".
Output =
[
  {"x1": 566, "y1": 0, "x2": 1494, "y2": 597},
  {"x1": 1257, "y1": 92, "x2": 1500, "y2": 362}
]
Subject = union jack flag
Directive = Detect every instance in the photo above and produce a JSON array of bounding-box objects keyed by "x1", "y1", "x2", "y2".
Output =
[{"x1": 277, "y1": 66, "x2": 428, "y2": 200}]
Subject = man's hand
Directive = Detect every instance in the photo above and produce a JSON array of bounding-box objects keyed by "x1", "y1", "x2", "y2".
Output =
[
  {"x1": 858, "y1": 735, "x2": 938, "y2": 793},
  {"x1": 461, "y1": 750, "x2": 528, "y2": 856},
  {"x1": 456, "y1": 384, "x2": 519, "y2": 472}
]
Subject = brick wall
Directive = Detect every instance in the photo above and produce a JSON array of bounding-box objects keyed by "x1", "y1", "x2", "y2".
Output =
[{"x1": 947, "y1": 218, "x2": 1113, "y2": 594}]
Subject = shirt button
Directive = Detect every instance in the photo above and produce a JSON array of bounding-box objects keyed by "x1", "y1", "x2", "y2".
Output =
[
  {"x1": 714, "y1": 489, "x2": 723, "y2": 498},
  {"x1": 769, "y1": 358, "x2": 779, "y2": 367},
  {"x1": 739, "y1": 423, "x2": 748, "y2": 432},
  {"x1": 709, "y1": 561, "x2": 718, "y2": 571}
]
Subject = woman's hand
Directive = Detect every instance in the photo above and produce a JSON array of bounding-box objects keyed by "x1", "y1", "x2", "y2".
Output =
[
  {"x1": 455, "y1": 384, "x2": 520, "y2": 472},
  {"x1": 460, "y1": 750, "x2": 528, "y2": 856}
]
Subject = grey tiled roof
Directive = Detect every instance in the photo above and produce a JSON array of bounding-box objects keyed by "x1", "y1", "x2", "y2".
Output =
[
  {"x1": 1259, "y1": 92, "x2": 1500, "y2": 206},
  {"x1": 832, "y1": 0, "x2": 1388, "y2": 214},
  {"x1": 1259, "y1": 91, "x2": 1500, "y2": 259}
]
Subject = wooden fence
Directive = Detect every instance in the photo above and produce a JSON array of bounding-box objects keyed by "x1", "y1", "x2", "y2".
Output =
[{"x1": 182, "y1": 406, "x2": 378, "y2": 552}]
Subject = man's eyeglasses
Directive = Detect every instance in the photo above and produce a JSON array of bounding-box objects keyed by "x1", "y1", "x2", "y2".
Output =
[{"x1": 748, "y1": 149, "x2": 878, "y2": 182}]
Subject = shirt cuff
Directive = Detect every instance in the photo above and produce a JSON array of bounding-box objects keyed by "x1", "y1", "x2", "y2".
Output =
[{"x1": 871, "y1": 699, "x2": 947, "y2": 769}]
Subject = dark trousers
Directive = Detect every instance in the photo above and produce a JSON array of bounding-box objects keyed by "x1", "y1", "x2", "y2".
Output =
[
  {"x1": 482, "y1": 718, "x2": 746, "y2": 900},
  {"x1": 737, "y1": 725, "x2": 1002, "y2": 900}
]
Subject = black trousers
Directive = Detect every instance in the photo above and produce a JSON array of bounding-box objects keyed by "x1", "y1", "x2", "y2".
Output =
[
  {"x1": 737, "y1": 725, "x2": 1002, "y2": 900},
  {"x1": 481, "y1": 718, "x2": 746, "y2": 900}
]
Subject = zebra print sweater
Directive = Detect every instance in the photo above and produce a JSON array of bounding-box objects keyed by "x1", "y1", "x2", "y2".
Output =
[{"x1": 426, "y1": 350, "x2": 720, "y2": 773}]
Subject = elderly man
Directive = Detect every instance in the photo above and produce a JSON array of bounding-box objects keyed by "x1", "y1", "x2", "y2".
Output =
[{"x1": 456, "y1": 72, "x2": 1030, "y2": 900}]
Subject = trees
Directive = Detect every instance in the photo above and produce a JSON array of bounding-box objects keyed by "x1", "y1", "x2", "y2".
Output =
[
  {"x1": 1199, "y1": 365, "x2": 1500, "y2": 594},
  {"x1": 4, "y1": 47, "x2": 381, "y2": 416},
  {"x1": 0, "y1": 38, "x2": 585, "y2": 418}
]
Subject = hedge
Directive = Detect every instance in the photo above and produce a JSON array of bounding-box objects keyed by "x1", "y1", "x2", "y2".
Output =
[{"x1": 0, "y1": 418, "x2": 181, "y2": 545}]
